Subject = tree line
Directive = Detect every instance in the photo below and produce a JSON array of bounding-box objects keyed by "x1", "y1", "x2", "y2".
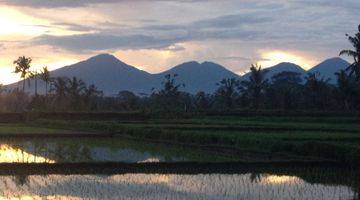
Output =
[{"x1": 0, "y1": 24, "x2": 359, "y2": 113}]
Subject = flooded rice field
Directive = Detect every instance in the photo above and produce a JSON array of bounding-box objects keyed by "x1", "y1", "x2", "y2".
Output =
[
  {"x1": 0, "y1": 138, "x2": 358, "y2": 200},
  {"x1": 0, "y1": 173, "x2": 356, "y2": 200},
  {"x1": 0, "y1": 138, "x2": 226, "y2": 163}
]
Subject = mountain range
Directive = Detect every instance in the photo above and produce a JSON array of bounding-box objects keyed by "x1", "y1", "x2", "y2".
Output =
[{"x1": 6, "y1": 54, "x2": 349, "y2": 96}]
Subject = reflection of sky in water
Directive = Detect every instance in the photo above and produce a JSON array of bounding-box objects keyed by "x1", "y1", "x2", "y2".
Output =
[
  {"x1": 0, "y1": 174, "x2": 355, "y2": 200},
  {"x1": 0, "y1": 142, "x2": 185, "y2": 163},
  {"x1": 91, "y1": 147, "x2": 184, "y2": 163},
  {"x1": 0, "y1": 144, "x2": 54, "y2": 163}
]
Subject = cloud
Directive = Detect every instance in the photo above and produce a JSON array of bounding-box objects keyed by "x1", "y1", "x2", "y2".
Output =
[
  {"x1": 142, "y1": 13, "x2": 272, "y2": 31},
  {"x1": 192, "y1": 14, "x2": 272, "y2": 29},
  {"x1": 32, "y1": 33, "x2": 186, "y2": 52},
  {"x1": 0, "y1": 0, "x2": 125, "y2": 8},
  {"x1": 49, "y1": 21, "x2": 127, "y2": 33},
  {"x1": 217, "y1": 56, "x2": 270, "y2": 62},
  {"x1": 31, "y1": 29, "x2": 260, "y2": 52},
  {"x1": 0, "y1": 0, "x2": 205, "y2": 8},
  {"x1": 293, "y1": 0, "x2": 360, "y2": 11},
  {"x1": 30, "y1": 12, "x2": 269, "y2": 52},
  {"x1": 160, "y1": 44, "x2": 186, "y2": 52},
  {"x1": 51, "y1": 22, "x2": 98, "y2": 32}
]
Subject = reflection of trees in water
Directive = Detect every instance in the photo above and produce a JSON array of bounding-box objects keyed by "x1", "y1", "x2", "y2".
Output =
[
  {"x1": 262, "y1": 167, "x2": 360, "y2": 200},
  {"x1": 250, "y1": 173, "x2": 262, "y2": 183},
  {"x1": 2, "y1": 139, "x2": 360, "y2": 199},
  {"x1": 0, "y1": 173, "x2": 356, "y2": 199},
  {"x1": 7, "y1": 140, "x2": 95, "y2": 163},
  {"x1": 13, "y1": 174, "x2": 29, "y2": 186}
]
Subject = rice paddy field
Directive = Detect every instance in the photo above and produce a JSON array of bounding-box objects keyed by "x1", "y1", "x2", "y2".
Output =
[
  {"x1": 22, "y1": 115, "x2": 360, "y2": 163},
  {"x1": 0, "y1": 173, "x2": 357, "y2": 200},
  {"x1": 0, "y1": 114, "x2": 359, "y2": 199}
]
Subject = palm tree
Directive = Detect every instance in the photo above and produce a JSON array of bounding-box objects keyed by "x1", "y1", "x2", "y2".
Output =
[
  {"x1": 339, "y1": 24, "x2": 360, "y2": 79},
  {"x1": 29, "y1": 70, "x2": 39, "y2": 96},
  {"x1": 215, "y1": 78, "x2": 239, "y2": 109},
  {"x1": 40, "y1": 66, "x2": 51, "y2": 96},
  {"x1": 67, "y1": 77, "x2": 87, "y2": 110},
  {"x1": 304, "y1": 72, "x2": 332, "y2": 110},
  {"x1": 50, "y1": 77, "x2": 69, "y2": 110},
  {"x1": 67, "y1": 77, "x2": 86, "y2": 97},
  {"x1": 240, "y1": 64, "x2": 268, "y2": 110},
  {"x1": 85, "y1": 84, "x2": 103, "y2": 98},
  {"x1": 152, "y1": 74, "x2": 185, "y2": 112},
  {"x1": 13, "y1": 56, "x2": 32, "y2": 92},
  {"x1": 335, "y1": 70, "x2": 356, "y2": 110},
  {"x1": 194, "y1": 91, "x2": 211, "y2": 111},
  {"x1": 268, "y1": 71, "x2": 303, "y2": 110},
  {"x1": 51, "y1": 77, "x2": 69, "y2": 99}
]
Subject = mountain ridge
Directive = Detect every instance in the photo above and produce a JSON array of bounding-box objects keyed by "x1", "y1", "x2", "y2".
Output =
[
  {"x1": 307, "y1": 57, "x2": 350, "y2": 83},
  {"x1": 6, "y1": 54, "x2": 350, "y2": 95}
]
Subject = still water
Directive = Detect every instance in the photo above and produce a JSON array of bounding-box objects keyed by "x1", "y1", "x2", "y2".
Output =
[
  {"x1": 0, "y1": 173, "x2": 356, "y2": 200},
  {"x1": 0, "y1": 138, "x2": 230, "y2": 163},
  {"x1": 0, "y1": 138, "x2": 357, "y2": 200}
]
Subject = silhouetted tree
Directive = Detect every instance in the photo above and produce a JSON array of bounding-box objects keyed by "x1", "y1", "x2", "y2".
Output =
[
  {"x1": 335, "y1": 70, "x2": 357, "y2": 110},
  {"x1": 266, "y1": 71, "x2": 303, "y2": 110},
  {"x1": 303, "y1": 73, "x2": 334, "y2": 110},
  {"x1": 50, "y1": 77, "x2": 69, "y2": 110},
  {"x1": 67, "y1": 77, "x2": 86, "y2": 110},
  {"x1": 151, "y1": 74, "x2": 185, "y2": 112},
  {"x1": 215, "y1": 78, "x2": 239, "y2": 110},
  {"x1": 240, "y1": 64, "x2": 268, "y2": 110},
  {"x1": 340, "y1": 24, "x2": 360, "y2": 79},
  {"x1": 67, "y1": 77, "x2": 86, "y2": 97},
  {"x1": 194, "y1": 91, "x2": 212, "y2": 111},
  {"x1": 84, "y1": 84, "x2": 103, "y2": 110},
  {"x1": 13, "y1": 56, "x2": 32, "y2": 92},
  {"x1": 3, "y1": 89, "x2": 30, "y2": 112},
  {"x1": 29, "y1": 70, "x2": 39, "y2": 96},
  {"x1": 40, "y1": 66, "x2": 51, "y2": 96},
  {"x1": 117, "y1": 90, "x2": 139, "y2": 110}
]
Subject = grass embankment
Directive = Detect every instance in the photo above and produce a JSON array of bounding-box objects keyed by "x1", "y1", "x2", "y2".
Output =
[
  {"x1": 20, "y1": 116, "x2": 360, "y2": 164},
  {"x1": 0, "y1": 123, "x2": 70, "y2": 134},
  {"x1": 0, "y1": 123, "x2": 110, "y2": 137}
]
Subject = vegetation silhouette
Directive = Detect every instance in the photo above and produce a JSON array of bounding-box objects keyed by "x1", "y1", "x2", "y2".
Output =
[
  {"x1": 13, "y1": 56, "x2": 32, "y2": 92},
  {"x1": 340, "y1": 24, "x2": 360, "y2": 79}
]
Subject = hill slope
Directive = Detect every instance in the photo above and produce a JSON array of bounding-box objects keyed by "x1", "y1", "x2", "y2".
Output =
[
  {"x1": 243, "y1": 62, "x2": 306, "y2": 81},
  {"x1": 6, "y1": 55, "x2": 350, "y2": 96},
  {"x1": 154, "y1": 61, "x2": 239, "y2": 93},
  {"x1": 307, "y1": 57, "x2": 349, "y2": 83},
  {"x1": 6, "y1": 54, "x2": 240, "y2": 95}
]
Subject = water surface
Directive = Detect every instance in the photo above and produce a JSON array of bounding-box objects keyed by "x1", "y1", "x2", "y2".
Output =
[
  {"x1": 0, "y1": 138, "x2": 232, "y2": 163},
  {"x1": 0, "y1": 173, "x2": 356, "y2": 200}
]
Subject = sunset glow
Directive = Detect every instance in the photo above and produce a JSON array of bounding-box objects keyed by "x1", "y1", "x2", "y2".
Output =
[
  {"x1": 258, "y1": 51, "x2": 316, "y2": 70},
  {"x1": 0, "y1": 144, "x2": 54, "y2": 163},
  {"x1": 0, "y1": 7, "x2": 48, "y2": 36},
  {"x1": 0, "y1": 1, "x2": 357, "y2": 84}
]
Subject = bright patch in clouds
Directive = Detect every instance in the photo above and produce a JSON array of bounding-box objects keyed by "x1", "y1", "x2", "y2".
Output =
[
  {"x1": 258, "y1": 50, "x2": 316, "y2": 70},
  {"x1": 0, "y1": 7, "x2": 48, "y2": 36}
]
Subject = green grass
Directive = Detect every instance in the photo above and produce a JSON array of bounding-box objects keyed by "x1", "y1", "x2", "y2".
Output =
[{"x1": 0, "y1": 123, "x2": 73, "y2": 134}]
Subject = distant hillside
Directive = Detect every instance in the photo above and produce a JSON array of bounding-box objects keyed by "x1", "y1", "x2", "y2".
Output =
[
  {"x1": 243, "y1": 62, "x2": 306, "y2": 81},
  {"x1": 6, "y1": 54, "x2": 239, "y2": 95},
  {"x1": 154, "y1": 61, "x2": 239, "y2": 93},
  {"x1": 307, "y1": 57, "x2": 349, "y2": 83},
  {"x1": 6, "y1": 54, "x2": 351, "y2": 96},
  {"x1": 51, "y1": 54, "x2": 154, "y2": 95}
]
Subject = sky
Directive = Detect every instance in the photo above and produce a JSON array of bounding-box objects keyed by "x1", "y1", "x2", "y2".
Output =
[{"x1": 0, "y1": 0, "x2": 359, "y2": 84}]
